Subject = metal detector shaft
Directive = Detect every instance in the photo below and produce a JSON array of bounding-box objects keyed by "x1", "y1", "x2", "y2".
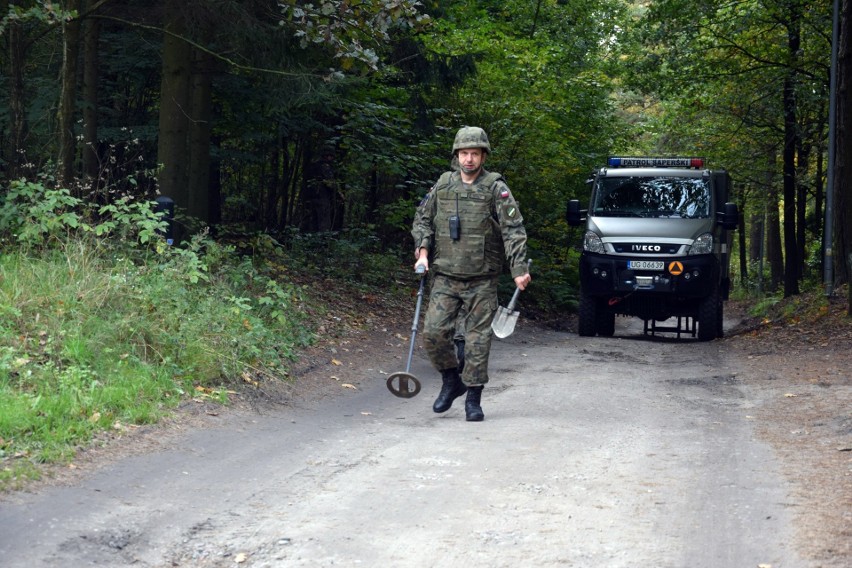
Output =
[{"x1": 403, "y1": 274, "x2": 427, "y2": 373}]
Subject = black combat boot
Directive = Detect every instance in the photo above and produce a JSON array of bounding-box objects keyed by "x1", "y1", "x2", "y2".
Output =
[
  {"x1": 465, "y1": 386, "x2": 484, "y2": 422},
  {"x1": 433, "y1": 367, "x2": 467, "y2": 413}
]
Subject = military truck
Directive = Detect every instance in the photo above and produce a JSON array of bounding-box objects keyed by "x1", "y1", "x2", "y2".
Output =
[{"x1": 566, "y1": 157, "x2": 739, "y2": 341}]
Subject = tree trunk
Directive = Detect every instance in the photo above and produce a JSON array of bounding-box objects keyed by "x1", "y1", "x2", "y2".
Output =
[
  {"x1": 157, "y1": 2, "x2": 192, "y2": 237},
  {"x1": 781, "y1": 3, "x2": 801, "y2": 297},
  {"x1": 266, "y1": 133, "x2": 282, "y2": 230},
  {"x1": 796, "y1": 139, "x2": 809, "y2": 276},
  {"x1": 738, "y1": 193, "x2": 748, "y2": 285},
  {"x1": 815, "y1": 110, "x2": 826, "y2": 275},
  {"x1": 209, "y1": 134, "x2": 222, "y2": 228},
  {"x1": 187, "y1": 46, "x2": 213, "y2": 224},
  {"x1": 767, "y1": 178, "x2": 785, "y2": 292},
  {"x1": 58, "y1": 0, "x2": 82, "y2": 187},
  {"x1": 276, "y1": 134, "x2": 292, "y2": 230},
  {"x1": 5, "y1": 0, "x2": 29, "y2": 181},
  {"x1": 836, "y1": 0, "x2": 852, "y2": 311},
  {"x1": 749, "y1": 207, "x2": 764, "y2": 264},
  {"x1": 82, "y1": 6, "x2": 100, "y2": 185}
]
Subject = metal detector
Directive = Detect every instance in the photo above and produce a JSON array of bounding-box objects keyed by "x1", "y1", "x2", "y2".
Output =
[{"x1": 386, "y1": 268, "x2": 426, "y2": 398}]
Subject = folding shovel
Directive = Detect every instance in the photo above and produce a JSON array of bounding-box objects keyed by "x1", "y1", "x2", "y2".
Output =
[{"x1": 491, "y1": 260, "x2": 531, "y2": 339}]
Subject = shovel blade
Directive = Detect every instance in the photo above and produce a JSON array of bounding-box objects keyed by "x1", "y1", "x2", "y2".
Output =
[{"x1": 491, "y1": 306, "x2": 519, "y2": 338}]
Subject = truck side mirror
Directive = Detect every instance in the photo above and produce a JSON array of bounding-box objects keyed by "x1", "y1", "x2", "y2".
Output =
[
  {"x1": 716, "y1": 202, "x2": 739, "y2": 231},
  {"x1": 566, "y1": 199, "x2": 586, "y2": 226}
]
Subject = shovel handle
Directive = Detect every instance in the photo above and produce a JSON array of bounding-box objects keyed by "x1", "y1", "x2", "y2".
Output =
[
  {"x1": 505, "y1": 285, "x2": 522, "y2": 312},
  {"x1": 505, "y1": 259, "x2": 532, "y2": 312}
]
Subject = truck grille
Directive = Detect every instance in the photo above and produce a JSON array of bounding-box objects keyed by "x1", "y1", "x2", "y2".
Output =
[{"x1": 611, "y1": 243, "x2": 681, "y2": 254}]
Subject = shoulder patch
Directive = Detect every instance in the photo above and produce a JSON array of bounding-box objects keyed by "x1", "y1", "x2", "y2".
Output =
[{"x1": 500, "y1": 189, "x2": 510, "y2": 199}]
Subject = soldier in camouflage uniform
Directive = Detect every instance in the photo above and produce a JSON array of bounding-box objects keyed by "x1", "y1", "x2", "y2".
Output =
[{"x1": 412, "y1": 126, "x2": 531, "y2": 422}]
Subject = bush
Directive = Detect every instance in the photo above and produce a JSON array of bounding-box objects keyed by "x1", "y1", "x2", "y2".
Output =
[{"x1": 0, "y1": 183, "x2": 315, "y2": 486}]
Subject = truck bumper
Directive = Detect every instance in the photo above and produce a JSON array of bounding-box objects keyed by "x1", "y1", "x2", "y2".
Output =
[{"x1": 579, "y1": 252, "x2": 720, "y2": 300}]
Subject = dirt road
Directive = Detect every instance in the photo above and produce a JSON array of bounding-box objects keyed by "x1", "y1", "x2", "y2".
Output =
[{"x1": 4, "y1": 313, "x2": 844, "y2": 568}]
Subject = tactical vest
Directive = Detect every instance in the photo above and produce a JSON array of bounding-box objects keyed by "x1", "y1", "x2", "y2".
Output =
[{"x1": 431, "y1": 170, "x2": 506, "y2": 279}]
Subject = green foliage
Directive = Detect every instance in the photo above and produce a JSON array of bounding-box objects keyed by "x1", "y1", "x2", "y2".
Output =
[
  {"x1": 2, "y1": 0, "x2": 642, "y2": 317},
  {"x1": 0, "y1": 216, "x2": 314, "y2": 488},
  {"x1": 0, "y1": 2, "x2": 73, "y2": 36},
  {"x1": 283, "y1": 227, "x2": 408, "y2": 290},
  {"x1": 613, "y1": 0, "x2": 833, "y2": 301},
  {"x1": 0, "y1": 181, "x2": 84, "y2": 245},
  {"x1": 0, "y1": 179, "x2": 169, "y2": 250},
  {"x1": 366, "y1": 0, "x2": 631, "y2": 309},
  {"x1": 749, "y1": 294, "x2": 783, "y2": 317},
  {"x1": 278, "y1": 0, "x2": 431, "y2": 72}
]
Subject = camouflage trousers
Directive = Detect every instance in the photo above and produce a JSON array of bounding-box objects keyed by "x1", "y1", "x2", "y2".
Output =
[{"x1": 422, "y1": 274, "x2": 499, "y2": 386}]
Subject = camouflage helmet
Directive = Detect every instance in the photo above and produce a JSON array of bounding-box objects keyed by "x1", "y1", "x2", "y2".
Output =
[{"x1": 452, "y1": 126, "x2": 491, "y2": 154}]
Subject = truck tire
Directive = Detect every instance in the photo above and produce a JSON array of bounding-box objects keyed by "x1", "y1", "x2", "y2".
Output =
[
  {"x1": 596, "y1": 307, "x2": 615, "y2": 337},
  {"x1": 578, "y1": 291, "x2": 597, "y2": 337},
  {"x1": 716, "y1": 298, "x2": 724, "y2": 338},
  {"x1": 697, "y1": 288, "x2": 720, "y2": 341}
]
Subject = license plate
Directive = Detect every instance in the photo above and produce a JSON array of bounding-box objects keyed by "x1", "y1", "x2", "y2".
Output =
[{"x1": 628, "y1": 260, "x2": 664, "y2": 271}]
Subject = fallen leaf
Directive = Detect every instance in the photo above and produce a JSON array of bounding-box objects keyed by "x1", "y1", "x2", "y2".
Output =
[
  {"x1": 341, "y1": 383, "x2": 357, "y2": 390},
  {"x1": 361, "y1": 412, "x2": 372, "y2": 416},
  {"x1": 784, "y1": 393, "x2": 797, "y2": 398},
  {"x1": 235, "y1": 552, "x2": 248, "y2": 563},
  {"x1": 331, "y1": 358, "x2": 342, "y2": 366}
]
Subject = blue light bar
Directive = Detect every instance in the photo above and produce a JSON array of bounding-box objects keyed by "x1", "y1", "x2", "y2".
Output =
[{"x1": 608, "y1": 157, "x2": 704, "y2": 168}]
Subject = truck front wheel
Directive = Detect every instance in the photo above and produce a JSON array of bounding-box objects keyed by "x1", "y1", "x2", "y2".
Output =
[
  {"x1": 596, "y1": 307, "x2": 615, "y2": 337},
  {"x1": 716, "y1": 298, "x2": 724, "y2": 338},
  {"x1": 578, "y1": 291, "x2": 597, "y2": 337},
  {"x1": 697, "y1": 288, "x2": 721, "y2": 341}
]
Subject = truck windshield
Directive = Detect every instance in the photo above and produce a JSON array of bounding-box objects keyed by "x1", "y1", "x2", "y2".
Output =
[{"x1": 592, "y1": 176, "x2": 710, "y2": 219}]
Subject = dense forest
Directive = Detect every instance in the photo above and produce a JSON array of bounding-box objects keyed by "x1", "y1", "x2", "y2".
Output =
[{"x1": 2, "y1": 0, "x2": 851, "y2": 311}]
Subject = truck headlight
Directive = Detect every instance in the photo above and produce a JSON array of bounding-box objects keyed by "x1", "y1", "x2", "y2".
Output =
[
  {"x1": 689, "y1": 232, "x2": 713, "y2": 255},
  {"x1": 584, "y1": 231, "x2": 605, "y2": 253}
]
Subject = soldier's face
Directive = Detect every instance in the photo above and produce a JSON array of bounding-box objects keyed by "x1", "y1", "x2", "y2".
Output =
[{"x1": 458, "y1": 148, "x2": 485, "y2": 174}]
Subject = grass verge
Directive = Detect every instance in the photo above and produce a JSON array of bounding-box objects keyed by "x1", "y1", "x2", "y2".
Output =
[{"x1": 0, "y1": 236, "x2": 314, "y2": 490}]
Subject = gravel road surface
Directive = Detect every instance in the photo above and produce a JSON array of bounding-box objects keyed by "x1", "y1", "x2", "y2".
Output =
[{"x1": 0, "y1": 319, "x2": 808, "y2": 567}]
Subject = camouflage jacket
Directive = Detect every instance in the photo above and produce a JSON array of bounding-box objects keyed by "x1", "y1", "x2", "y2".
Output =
[{"x1": 412, "y1": 169, "x2": 528, "y2": 280}]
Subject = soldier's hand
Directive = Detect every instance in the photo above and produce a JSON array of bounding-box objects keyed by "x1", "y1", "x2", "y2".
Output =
[
  {"x1": 514, "y1": 273, "x2": 531, "y2": 291},
  {"x1": 414, "y1": 247, "x2": 429, "y2": 273}
]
